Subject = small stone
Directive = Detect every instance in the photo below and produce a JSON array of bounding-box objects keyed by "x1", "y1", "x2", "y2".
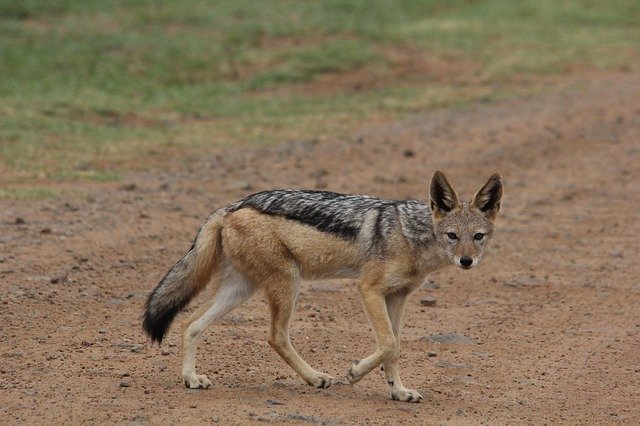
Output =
[
  {"x1": 403, "y1": 149, "x2": 415, "y2": 158},
  {"x1": 15, "y1": 217, "x2": 26, "y2": 224},
  {"x1": 419, "y1": 296, "x2": 437, "y2": 307},
  {"x1": 120, "y1": 183, "x2": 137, "y2": 191},
  {"x1": 119, "y1": 380, "x2": 130, "y2": 388},
  {"x1": 422, "y1": 280, "x2": 440, "y2": 290},
  {"x1": 40, "y1": 227, "x2": 52, "y2": 234},
  {"x1": 503, "y1": 277, "x2": 550, "y2": 288},
  {"x1": 427, "y1": 351, "x2": 437, "y2": 357},
  {"x1": 50, "y1": 275, "x2": 68, "y2": 284},
  {"x1": 420, "y1": 332, "x2": 475, "y2": 345},
  {"x1": 64, "y1": 202, "x2": 79, "y2": 211}
]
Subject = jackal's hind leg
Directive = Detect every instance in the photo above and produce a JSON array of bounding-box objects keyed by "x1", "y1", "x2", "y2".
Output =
[{"x1": 181, "y1": 268, "x2": 255, "y2": 389}]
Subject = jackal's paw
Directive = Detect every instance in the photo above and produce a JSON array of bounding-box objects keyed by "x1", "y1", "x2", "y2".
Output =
[
  {"x1": 307, "y1": 372, "x2": 335, "y2": 389},
  {"x1": 184, "y1": 374, "x2": 212, "y2": 389},
  {"x1": 346, "y1": 361, "x2": 363, "y2": 384},
  {"x1": 390, "y1": 387, "x2": 423, "y2": 403}
]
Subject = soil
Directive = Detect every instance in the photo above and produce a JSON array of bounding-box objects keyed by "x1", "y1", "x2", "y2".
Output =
[{"x1": 1, "y1": 72, "x2": 639, "y2": 424}]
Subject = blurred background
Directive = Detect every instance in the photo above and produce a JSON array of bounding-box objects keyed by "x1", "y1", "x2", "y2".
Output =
[{"x1": 1, "y1": 0, "x2": 639, "y2": 195}]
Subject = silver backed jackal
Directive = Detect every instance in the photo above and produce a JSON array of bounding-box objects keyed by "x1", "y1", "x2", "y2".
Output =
[{"x1": 143, "y1": 170, "x2": 503, "y2": 402}]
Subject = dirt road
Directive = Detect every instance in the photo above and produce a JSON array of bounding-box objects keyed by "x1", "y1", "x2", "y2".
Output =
[{"x1": 1, "y1": 72, "x2": 639, "y2": 424}]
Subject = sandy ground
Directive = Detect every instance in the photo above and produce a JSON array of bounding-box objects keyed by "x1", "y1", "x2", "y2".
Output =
[{"x1": 1, "y1": 72, "x2": 639, "y2": 425}]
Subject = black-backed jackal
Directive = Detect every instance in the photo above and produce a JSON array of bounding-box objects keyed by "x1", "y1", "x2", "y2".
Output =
[{"x1": 143, "y1": 171, "x2": 503, "y2": 402}]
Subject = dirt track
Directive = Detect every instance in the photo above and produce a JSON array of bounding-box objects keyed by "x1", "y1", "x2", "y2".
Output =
[{"x1": 1, "y1": 72, "x2": 639, "y2": 424}]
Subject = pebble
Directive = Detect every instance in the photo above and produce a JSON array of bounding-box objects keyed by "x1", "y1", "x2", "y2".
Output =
[
  {"x1": 503, "y1": 276, "x2": 550, "y2": 288},
  {"x1": 419, "y1": 296, "x2": 437, "y2": 307},
  {"x1": 422, "y1": 280, "x2": 441, "y2": 290},
  {"x1": 420, "y1": 332, "x2": 476, "y2": 345},
  {"x1": 50, "y1": 274, "x2": 68, "y2": 284},
  {"x1": 119, "y1": 380, "x2": 130, "y2": 388},
  {"x1": 15, "y1": 217, "x2": 26, "y2": 224},
  {"x1": 427, "y1": 351, "x2": 437, "y2": 357},
  {"x1": 120, "y1": 183, "x2": 137, "y2": 191}
]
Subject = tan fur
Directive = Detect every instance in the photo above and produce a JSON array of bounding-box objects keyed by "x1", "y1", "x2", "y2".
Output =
[{"x1": 161, "y1": 172, "x2": 502, "y2": 403}]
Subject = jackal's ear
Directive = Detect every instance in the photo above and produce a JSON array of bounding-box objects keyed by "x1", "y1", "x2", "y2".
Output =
[
  {"x1": 471, "y1": 172, "x2": 503, "y2": 220},
  {"x1": 430, "y1": 170, "x2": 460, "y2": 219}
]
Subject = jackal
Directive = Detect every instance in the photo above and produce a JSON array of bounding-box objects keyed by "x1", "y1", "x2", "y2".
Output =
[{"x1": 143, "y1": 170, "x2": 503, "y2": 402}]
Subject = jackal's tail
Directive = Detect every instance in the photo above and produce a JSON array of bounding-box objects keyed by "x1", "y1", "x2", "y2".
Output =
[{"x1": 143, "y1": 210, "x2": 225, "y2": 343}]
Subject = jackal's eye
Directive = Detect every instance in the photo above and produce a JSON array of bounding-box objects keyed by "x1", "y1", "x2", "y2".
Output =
[
  {"x1": 474, "y1": 232, "x2": 485, "y2": 241},
  {"x1": 446, "y1": 232, "x2": 458, "y2": 240}
]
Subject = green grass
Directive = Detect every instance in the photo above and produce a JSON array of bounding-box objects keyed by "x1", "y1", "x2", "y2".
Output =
[
  {"x1": 0, "y1": 187, "x2": 58, "y2": 200},
  {"x1": 1, "y1": 0, "x2": 639, "y2": 194}
]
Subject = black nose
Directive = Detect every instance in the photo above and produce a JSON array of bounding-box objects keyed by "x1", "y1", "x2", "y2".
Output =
[{"x1": 460, "y1": 257, "x2": 473, "y2": 268}]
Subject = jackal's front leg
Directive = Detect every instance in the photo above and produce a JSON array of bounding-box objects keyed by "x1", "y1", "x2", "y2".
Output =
[
  {"x1": 346, "y1": 281, "x2": 400, "y2": 388},
  {"x1": 381, "y1": 290, "x2": 422, "y2": 403},
  {"x1": 266, "y1": 280, "x2": 336, "y2": 389}
]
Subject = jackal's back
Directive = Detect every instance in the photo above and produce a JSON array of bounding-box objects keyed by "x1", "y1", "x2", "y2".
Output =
[{"x1": 231, "y1": 190, "x2": 435, "y2": 250}]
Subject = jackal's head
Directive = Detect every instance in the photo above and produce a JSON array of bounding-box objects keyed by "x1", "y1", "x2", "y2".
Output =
[{"x1": 430, "y1": 171, "x2": 503, "y2": 269}]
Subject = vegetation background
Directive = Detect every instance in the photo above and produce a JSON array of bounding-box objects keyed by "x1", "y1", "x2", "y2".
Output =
[{"x1": 1, "y1": 0, "x2": 639, "y2": 194}]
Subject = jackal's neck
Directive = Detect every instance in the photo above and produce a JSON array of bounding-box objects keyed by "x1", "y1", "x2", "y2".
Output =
[
  {"x1": 396, "y1": 200, "x2": 436, "y2": 247},
  {"x1": 414, "y1": 243, "x2": 450, "y2": 275},
  {"x1": 395, "y1": 200, "x2": 450, "y2": 273}
]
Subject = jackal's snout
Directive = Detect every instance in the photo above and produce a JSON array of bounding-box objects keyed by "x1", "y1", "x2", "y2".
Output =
[{"x1": 459, "y1": 256, "x2": 473, "y2": 268}]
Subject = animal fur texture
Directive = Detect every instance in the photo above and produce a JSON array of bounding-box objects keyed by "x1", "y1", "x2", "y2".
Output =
[{"x1": 143, "y1": 170, "x2": 503, "y2": 402}]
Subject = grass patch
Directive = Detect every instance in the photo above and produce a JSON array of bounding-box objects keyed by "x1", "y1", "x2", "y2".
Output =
[
  {"x1": 1, "y1": 0, "x2": 639, "y2": 183},
  {"x1": 0, "y1": 187, "x2": 58, "y2": 200},
  {"x1": 249, "y1": 39, "x2": 379, "y2": 89}
]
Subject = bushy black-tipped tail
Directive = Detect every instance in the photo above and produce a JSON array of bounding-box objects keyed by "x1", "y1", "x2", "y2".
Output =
[
  {"x1": 142, "y1": 266, "x2": 193, "y2": 343},
  {"x1": 142, "y1": 212, "x2": 223, "y2": 343}
]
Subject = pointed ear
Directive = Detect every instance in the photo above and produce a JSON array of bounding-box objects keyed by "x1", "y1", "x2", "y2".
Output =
[
  {"x1": 430, "y1": 171, "x2": 460, "y2": 219},
  {"x1": 471, "y1": 172, "x2": 503, "y2": 220}
]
